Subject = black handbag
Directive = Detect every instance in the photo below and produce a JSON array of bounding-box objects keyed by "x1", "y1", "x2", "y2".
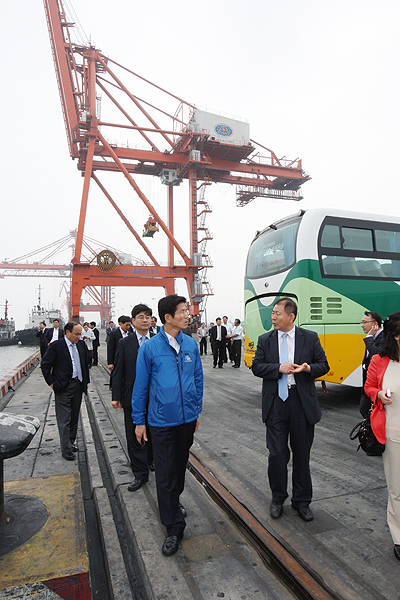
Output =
[{"x1": 349, "y1": 414, "x2": 385, "y2": 456}]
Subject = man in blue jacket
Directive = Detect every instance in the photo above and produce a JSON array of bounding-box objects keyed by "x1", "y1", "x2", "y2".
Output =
[{"x1": 132, "y1": 295, "x2": 203, "y2": 556}]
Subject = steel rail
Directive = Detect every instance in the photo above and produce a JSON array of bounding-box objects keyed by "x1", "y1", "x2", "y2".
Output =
[{"x1": 187, "y1": 450, "x2": 337, "y2": 600}]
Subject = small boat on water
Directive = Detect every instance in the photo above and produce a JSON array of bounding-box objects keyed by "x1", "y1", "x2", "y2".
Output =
[
  {"x1": 14, "y1": 287, "x2": 65, "y2": 346},
  {"x1": 0, "y1": 300, "x2": 17, "y2": 346}
]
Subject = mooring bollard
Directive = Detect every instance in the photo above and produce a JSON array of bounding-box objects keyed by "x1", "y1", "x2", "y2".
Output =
[{"x1": 0, "y1": 413, "x2": 40, "y2": 523}]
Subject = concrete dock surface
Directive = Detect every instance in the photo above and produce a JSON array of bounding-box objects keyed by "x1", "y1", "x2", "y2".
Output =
[{"x1": 0, "y1": 337, "x2": 397, "y2": 600}]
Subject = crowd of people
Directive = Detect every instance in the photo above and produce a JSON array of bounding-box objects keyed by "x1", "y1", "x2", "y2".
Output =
[{"x1": 36, "y1": 296, "x2": 400, "y2": 562}]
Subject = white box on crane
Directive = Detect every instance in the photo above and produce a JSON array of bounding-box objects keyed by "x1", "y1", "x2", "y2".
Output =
[{"x1": 191, "y1": 109, "x2": 250, "y2": 146}]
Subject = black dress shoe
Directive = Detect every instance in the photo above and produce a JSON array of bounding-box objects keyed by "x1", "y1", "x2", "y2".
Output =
[
  {"x1": 62, "y1": 452, "x2": 75, "y2": 461},
  {"x1": 270, "y1": 502, "x2": 283, "y2": 519},
  {"x1": 295, "y1": 506, "x2": 313, "y2": 522},
  {"x1": 148, "y1": 461, "x2": 155, "y2": 472},
  {"x1": 128, "y1": 477, "x2": 148, "y2": 492},
  {"x1": 394, "y1": 545, "x2": 400, "y2": 560},
  {"x1": 162, "y1": 532, "x2": 183, "y2": 556},
  {"x1": 179, "y1": 502, "x2": 187, "y2": 517}
]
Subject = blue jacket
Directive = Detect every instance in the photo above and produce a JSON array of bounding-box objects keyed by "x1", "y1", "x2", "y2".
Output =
[{"x1": 131, "y1": 327, "x2": 203, "y2": 427}]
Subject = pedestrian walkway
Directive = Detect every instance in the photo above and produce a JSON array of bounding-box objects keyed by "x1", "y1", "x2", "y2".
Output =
[{"x1": 0, "y1": 366, "x2": 90, "y2": 599}]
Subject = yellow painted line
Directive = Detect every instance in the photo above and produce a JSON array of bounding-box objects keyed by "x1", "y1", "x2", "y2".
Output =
[{"x1": 0, "y1": 472, "x2": 88, "y2": 590}]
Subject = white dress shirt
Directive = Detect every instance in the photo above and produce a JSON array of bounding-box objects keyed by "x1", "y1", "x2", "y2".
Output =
[{"x1": 278, "y1": 326, "x2": 296, "y2": 385}]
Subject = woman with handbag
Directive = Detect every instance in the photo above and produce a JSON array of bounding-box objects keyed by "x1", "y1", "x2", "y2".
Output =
[{"x1": 365, "y1": 311, "x2": 400, "y2": 561}]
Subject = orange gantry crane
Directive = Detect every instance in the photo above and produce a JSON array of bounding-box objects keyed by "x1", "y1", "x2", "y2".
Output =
[{"x1": 43, "y1": 0, "x2": 310, "y2": 320}]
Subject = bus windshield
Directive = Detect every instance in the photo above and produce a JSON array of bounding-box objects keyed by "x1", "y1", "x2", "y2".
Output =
[{"x1": 246, "y1": 220, "x2": 299, "y2": 278}]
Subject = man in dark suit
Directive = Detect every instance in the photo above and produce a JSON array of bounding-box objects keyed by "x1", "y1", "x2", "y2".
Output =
[
  {"x1": 107, "y1": 315, "x2": 133, "y2": 388},
  {"x1": 41, "y1": 322, "x2": 90, "y2": 460},
  {"x1": 106, "y1": 320, "x2": 115, "y2": 343},
  {"x1": 252, "y1": 297, "x2": 329, "y2": 522},
  {"x1": 359, "y1": 311, "x2": 385, "y2": 418},
  {"x1": 112, "y1": 304, "x2": 154, "y2": 491},
  {"x1": 44, "y1": 318, "x2": 64, "y2": 346},
  {"x1": 209, "y1": 317, "x2": 227, "y2": 368},
  {"x1": 89, "y1": 321, "x2": 100, "y2": 366},
  {"x1": 36, "y1": 321, "x2": 47, "y2": 357},
  {"x1": 150, "y1": 316, "x2": 161, "y2": 334}
]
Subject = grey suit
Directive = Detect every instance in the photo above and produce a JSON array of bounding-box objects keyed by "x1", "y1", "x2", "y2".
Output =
[{"x1": 252, "y1": 326, "x2": 329, "y2": 508}]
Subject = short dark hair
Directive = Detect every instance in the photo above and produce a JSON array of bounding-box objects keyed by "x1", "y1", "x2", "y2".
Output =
[
  {"x1": 118, "y1": 315, "x2": 132, "y2": 324},
  {"x1": 53, "y1": 319, "x2": 59, "y2": 324},
  {"x1": 364, "y1": 311, "x2": 382, "y2": 327},
  {"x1": 381, "y1": 311, "x2": 400, "y2": 361},
  {"x1": 90, "y1": 321, "x2": 96, "y2": 326},
  {"x1": 215, "y1": 317, "x2": 221, "y2": 322},
  {"x1": 132, "y1": 304, "x2": 152, "y2": 319},
  {"x1": 151, "y1": 316, "x2": 157, "y2": 321},
  {"x1": 235, "y1": 318, "x2": 241, "y2": 324},
  {"x1": 109, "y1": 320, "x2": 114, "y2": 324},
  {"x1": 83, "y1": 322, "x2": 89, "y2": 326},
  {"x1": 64, "y1": 321, "x2": 80, "y2": 334},
  {"x1": 273, "y1": 297, "x2": 297, "y2": 319},
  {"x1": 158, "y1": 295, "x2": 186, "y2": 324},
  {"x1": 223, "y1": 315, "x2": 228, "y2": 319},
  {"x1": 41, "y1": 321, "x2": 46, "y2": 326}
]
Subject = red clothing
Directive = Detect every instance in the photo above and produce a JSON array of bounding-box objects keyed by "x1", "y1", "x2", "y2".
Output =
[{"x1": 364, "y1": 354, "x2": 390, "y2": 445}]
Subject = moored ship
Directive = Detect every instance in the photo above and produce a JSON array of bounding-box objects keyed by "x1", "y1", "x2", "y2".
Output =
[{"x1": 0, "y1": 300, "x2": 17, "y2": 346}]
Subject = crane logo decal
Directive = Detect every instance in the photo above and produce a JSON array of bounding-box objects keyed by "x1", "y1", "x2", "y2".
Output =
[{"x1": 215, "y1": 124, "x2": 233, "y2": 137}]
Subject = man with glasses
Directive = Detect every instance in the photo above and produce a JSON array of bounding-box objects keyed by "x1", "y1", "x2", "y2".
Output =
[
  {"x1": 112, "y1": 304, "x2": 155, "y2": 490},
  {"x1": 360, "y1": 311, "x2": 385, "y2": 418},
  {"x1": 132, "y1": 295, "x2": 203, "y2": 556}
]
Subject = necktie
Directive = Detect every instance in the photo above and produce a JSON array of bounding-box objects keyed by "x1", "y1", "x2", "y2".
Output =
[
  {"x1": 139, "y1": 336, "x2": 147, "y2": 347},
  {"x1": 72, "y1": 343, "x2": 83, "y2": 382},
  {"x1": 278, "y1": 333, "x2": 288, "y2": 401}
]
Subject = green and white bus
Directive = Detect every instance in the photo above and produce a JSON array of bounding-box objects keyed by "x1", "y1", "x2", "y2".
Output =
[{"x1": 244, "y1": 208, "x2": 400, "y2": 386}]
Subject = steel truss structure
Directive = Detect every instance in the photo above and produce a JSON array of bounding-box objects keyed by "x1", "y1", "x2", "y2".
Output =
[{"x1": 43, "y1": 0, "x2": 310, "y2": 319}]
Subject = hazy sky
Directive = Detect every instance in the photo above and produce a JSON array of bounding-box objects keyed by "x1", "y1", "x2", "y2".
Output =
[{"x1": 1, "y1": 1, "x2": 399, "y2": 328}]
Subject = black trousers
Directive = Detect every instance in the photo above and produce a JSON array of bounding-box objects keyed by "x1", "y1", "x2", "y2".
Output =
[
  {"x1": 212, "y1": 340, "x2": 224, "y2": 367},
  {"x1": 123, "y1": 406, "x2": 152, "y2": 480},
  {"x1": 232, "y1": 340, "x2": 242, "y2": 367},
  {"x1": 360, "y1": 389, "x2": 372, "y2": 419},
  {"x1": 150, "y1": 420, "x2": 196, "y2": 536},
  {"x1": 265, "y1": 387, "x2": 314, "y2": 508},
  {"x1": 199, "y1": 337, "x2": 207, "y2": 355},
  {"x1": 92, "y1": 345, "x2": 99, "y2": 366},
  {"x1": 223, "y1": 339, "x2": 233, "y2": 362},
  {"x1": 55, "y1": 379, "x2": 83, "y2": 455}
]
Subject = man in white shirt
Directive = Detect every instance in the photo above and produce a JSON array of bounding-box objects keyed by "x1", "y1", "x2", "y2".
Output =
[
  {"x1": 231, "y1": 319, "x2": 244, "y2": 368},
  {"x1": 45, "y1": 318, "x2": 64, "y2": 346},
  {"x1": 81, "y1": 322, "x2": 96, "y2": 368},
  {"x1": 223, "y1": 316, "x2": 233, "y2": 363},
  {"x1": 197, "y1": 322, "x2": 208, "y2": 355}
]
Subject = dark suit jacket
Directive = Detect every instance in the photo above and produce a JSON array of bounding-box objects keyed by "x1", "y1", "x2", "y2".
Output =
[
  {"x1": 252, "y1": 327, "x2": 329, "y2": 425},
  {"x1": 41, "y1": 338, "x2": 90, "y2": 394},
  {"x1": 362, "y1": 330, "x2": 385, "y2": 383},
  {"x1": 36, "y1": 329, "x2": 47, "y2": 351},
  {"x1": 107, "y1": 327, "x2": 133, "y2": 365},
  {"x1": 112, "y1": 332, "x2": 155, "y2": 409},
  {"x1": 210, "y1": 325, "x2": 227, "y2": 346},
  {"x1": 92, "y1": 327, "x2": 100, "y2": 348},
  {"x1": 44, "y1": 327, "x2": 64, "y2": 345}
]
